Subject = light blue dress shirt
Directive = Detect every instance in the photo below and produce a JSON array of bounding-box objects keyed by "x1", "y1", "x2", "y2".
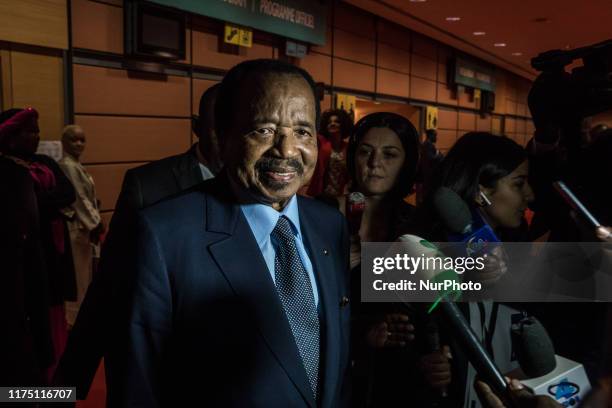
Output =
[{"x1": 240, "y1": 195, "x2": 319, "y2": 306}]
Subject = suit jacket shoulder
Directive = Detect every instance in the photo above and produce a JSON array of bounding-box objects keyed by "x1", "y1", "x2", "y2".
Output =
[{"x1": 116, "y1": 148, "x2": 202, "y2": 213}]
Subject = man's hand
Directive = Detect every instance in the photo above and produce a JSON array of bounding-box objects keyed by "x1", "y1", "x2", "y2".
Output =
[
  {"x1": 466, "y1": 246, "x2": 508, "y2": 287},
  {"x1": 366, "y1": 313, "x2": 415, "y2": 348},
  {"x1": 475, "y1": 378, "x2": 562, "y2": 408},
  {"x1": 419, "y1": 346, "x2": 452, "y2": 390},
  {"x1": 596, "y1": 226, "x2": 612, "y2": 242}
]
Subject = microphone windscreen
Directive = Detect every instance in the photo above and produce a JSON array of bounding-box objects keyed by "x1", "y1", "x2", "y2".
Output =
[
  {"x1": 432, "y1": 187, "x2": 472, "y2": 234},
  {"x1": 512, "y1": 316, "x2": 557, "y2": 378},
  {"x1": 346, "y1": 192, "x2": 365, "y2": 235}
]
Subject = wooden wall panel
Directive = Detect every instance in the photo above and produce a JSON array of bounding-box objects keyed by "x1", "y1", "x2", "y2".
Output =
[
  {"x1": 77, "y1": 115, "x2": 191, "y2": 163},
  {"x1": 192, "y1": 30, "x2": 273, "y2": 70},
  {"x1": 333, "y1": 29, "x2": 375, "y2": 65},
  {"x1": 378, "y1": 44, "x2": 410, "y2": 74},
  {"x1": 73, "y1": 65, "x2": 190, "y2": 117},
  {"x1": 376, "y1": 69, "x2": 409, "y2": 98},
  {"x1": 86, "y1": 163, "x2": 141, "y2": 211},
  {"x1": 377, "y1": 22, "x2": 411, "y2": 52},
  {"x1": 192, "y1": 79, "x2": 219, "y2": 115},
  {"x1": 72, "y1": 0, "x2": 122, "y2": 53},
  {"x1": 410, "y1": 77, "x2": 436, "y2": 102},
  {"x1": 476, "y1": 114, "x2": 492, "y2": 132},
  {"x1": 8, "y1": 51, "x2": 64, "y2": 140},
  {"x1": 411, "y1": 54, "x2": 437, "y2": 81},
  {"x1": 310, "y1": 25, "x2": 333, "y2": 55},
  {"x1": 458, "y1": 111, "x2": 476, "y2": 131},
  {"x1": 412, "y1": 35, "x2": 437, "y2": 60},
  {"x1": 505, "y1": 117, "x2": 516, "y2": 133},
  {"x1": 299, "y1": 52, "x2": 332, "y2": 84},
  {"x1": 437, "y1": 109, "x2": 458, "y2": 130},
  {"x1": 0, "y1": 0, "x2": 68, "y2": 49},
  {"x1": 333, "y1": 59, "x2": 375, "y2": 92},
  {"x1": 437, "y1": 129, "x2": 457, "y2": 150},
  {"x1": 333, "y1": 2, "x2": 376, "y2": 38}
]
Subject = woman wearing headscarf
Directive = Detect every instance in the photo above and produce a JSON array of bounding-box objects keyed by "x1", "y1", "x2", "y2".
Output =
[
  {"x1": 59, "y1": 124, "x2": 103, "y2": 326},
  {"x1": 0, "y1": 146, "x2": 53, "y2": 386},
  {"x1": 0, "y1": 108, "x2": 76, "y2": 381}
]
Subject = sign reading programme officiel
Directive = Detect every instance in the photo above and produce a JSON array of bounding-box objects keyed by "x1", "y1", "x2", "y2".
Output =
[{"x1": 150, "y1": 0, "x2": 327, "y2": 45}]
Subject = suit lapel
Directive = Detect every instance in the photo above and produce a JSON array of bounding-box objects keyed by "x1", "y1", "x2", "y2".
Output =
[
  {"x1": 205, "y1": 186, "x2": 316, "y2": 407},
  {"x1": 298, "y1": 198, "x2": 342, "y2": 408},
  {"x1": 172, "y1": 147, "x2": 203, "y2": 191}
]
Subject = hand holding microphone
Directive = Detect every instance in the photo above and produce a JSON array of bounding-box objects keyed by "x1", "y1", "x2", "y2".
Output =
[
  {"x1": 419, "y1": 346, "x2": 453, "y2": 391},
  {"x1": 366, "y1": 313, "x2": 415, "y2": 348},
  {"x1": 475, "y1": 378, "x2": 562, "y2": 408},
  {"x1": 596, "y1": 226, "x2": 612, "y2": 242}
]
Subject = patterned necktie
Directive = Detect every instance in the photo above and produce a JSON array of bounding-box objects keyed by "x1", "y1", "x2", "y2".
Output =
[{"x1": 271, "y1": 215, "x2": 320, "y2": 398}]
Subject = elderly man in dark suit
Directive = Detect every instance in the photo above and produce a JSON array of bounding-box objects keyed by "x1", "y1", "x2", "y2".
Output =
[
  {"x1": 54, "y1": 85, "x2": 222, "y2": 398},
  {"x1": 107, "y1": 59, "x2": 350, "y2": 407}
]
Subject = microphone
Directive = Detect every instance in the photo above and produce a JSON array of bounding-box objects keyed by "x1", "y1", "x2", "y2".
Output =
[
  {"x1": 511, "y1": 315, "x2": 557, "y2": 378},
  {"x1": 437, "y1": 300, "x2": 510, "y2": 398},
  {"x1": 346, "y1": 191, "x2": 365, "y2": 235},
  {"x1": 432, "y1": 187, "x2": 500, "y2": 256},
  {"x1": 505, "y1": 314, "x2": 591, "y2": 406},
  {"x1": 394, "y1": 234, "x2": 511, "y2": 402}
]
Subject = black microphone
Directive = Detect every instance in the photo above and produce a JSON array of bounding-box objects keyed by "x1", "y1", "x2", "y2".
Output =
[
  {"x1": 436, "y1": 300, "x2": 510, "y2": 400},
  {"x1": 511, "y1": 315, "x2": 557, "y2": 378},
  {"x1": 432, "y1": 187, "x2": 472, "y2": 234}
]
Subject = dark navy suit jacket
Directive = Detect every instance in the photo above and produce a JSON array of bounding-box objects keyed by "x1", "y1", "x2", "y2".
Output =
[{"x1": 108, "y1": 177, "x2": 350, "y2": 407}]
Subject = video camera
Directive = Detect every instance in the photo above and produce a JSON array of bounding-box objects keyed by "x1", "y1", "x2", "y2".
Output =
[{"x1": 528, "y1": 39, "x2": 612, "y2": 151}]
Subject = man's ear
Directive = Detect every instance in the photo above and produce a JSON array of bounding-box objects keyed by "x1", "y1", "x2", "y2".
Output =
[{"x1": 192, "y1": 115, "x2": 200, "y2": 137}]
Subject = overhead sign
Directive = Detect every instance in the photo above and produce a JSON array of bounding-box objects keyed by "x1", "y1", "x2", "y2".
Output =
[
  {"x1": 224, "y1": 24, "x2": 252, "y2": 47},
  {"x1": 150, "y1": 0, "x2": 327, "y2": 45},
  {"x1": 453, "y1": 57, "x2": 496, "y2": 92}
]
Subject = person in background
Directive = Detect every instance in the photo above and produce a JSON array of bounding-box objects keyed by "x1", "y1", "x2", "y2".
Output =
[
  {"x1": 338, "y1": 112, "x2": 420, "y2": 407},
  {"x1": 0, "y1": 108, "x2": 76, "y2": 382},
  {"x1": 59, "y1": 125, "x2": 103, "y2": 327},
  {"x1": 0, "y1": 133, "x2": 53, "y2": 387},
  {"x1": 307, "y1": 108, "x2": 353, "y2": 198},
  {"x1": 55, "y1": 84, "x2": 222, "y2": 398},
  {"x1": 414, "y1": 128, "x2": 444, "y2": 205}
]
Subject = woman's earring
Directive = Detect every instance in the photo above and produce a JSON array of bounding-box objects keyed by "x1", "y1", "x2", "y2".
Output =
[{"x1": 479, "y1": 191, "x2": 492, "y2": 207}]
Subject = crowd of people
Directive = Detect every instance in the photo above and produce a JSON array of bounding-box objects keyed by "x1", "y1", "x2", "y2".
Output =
[{"x1": 1, "y1": 57, "x2": 611, "y2": 408}]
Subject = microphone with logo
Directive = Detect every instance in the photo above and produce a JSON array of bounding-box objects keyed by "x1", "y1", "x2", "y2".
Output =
[
  {"x1": 507, "y1": 315, "x2": 592, "y2": 407},
  {"x1": 432, "y1": 187, "x2": 500, "y2": 256},
  {"x1": 346, "y1": 191, "x2": 366, "y2": 235}
]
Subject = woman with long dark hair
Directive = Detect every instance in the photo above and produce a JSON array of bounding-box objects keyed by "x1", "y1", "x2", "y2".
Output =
[
  {"x1": 407, "y1": 132, "x2": 536, "y2": 408},
  {"x1": 339, "y1": 112, "x2": 421, "y2": 407}
]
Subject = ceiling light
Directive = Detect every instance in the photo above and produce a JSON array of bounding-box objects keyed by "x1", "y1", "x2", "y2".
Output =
[
  {"x1": 494, "y1": 43, "x2": 507, "y2": 47},
  {"x1": 511, "y1": 52, "x2": 523, "y2": 56},
  {"x1": 445, "y1": 17, "x2": 461, "y2": 21},
  {"x1": 473, "y1": 31, "x2": 486, "y2": 36}
]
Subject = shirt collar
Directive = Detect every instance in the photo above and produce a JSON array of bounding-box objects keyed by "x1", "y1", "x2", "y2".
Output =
[{"x1": 240, "y1": 195, "x2": 302, "y2": 246}]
